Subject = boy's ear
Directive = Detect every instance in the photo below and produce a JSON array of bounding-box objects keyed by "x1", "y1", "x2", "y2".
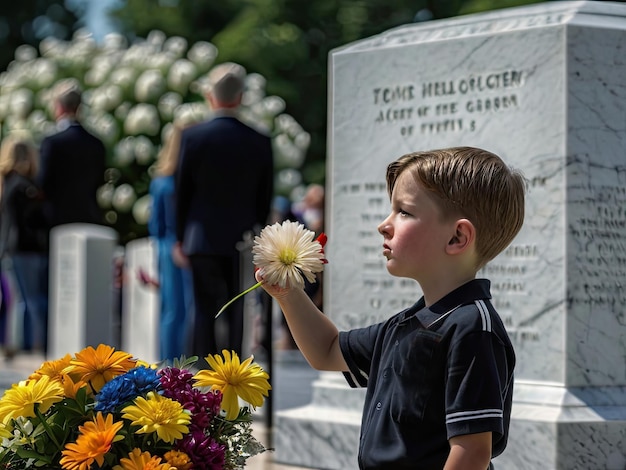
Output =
[{"x1": 446, "y1": 219, "x2": 476, "y2": 255}]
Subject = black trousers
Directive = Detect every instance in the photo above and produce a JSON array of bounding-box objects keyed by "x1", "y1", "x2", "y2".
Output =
[{"x1": 188, "y1": 254, "x2": 244, "y2": 362}]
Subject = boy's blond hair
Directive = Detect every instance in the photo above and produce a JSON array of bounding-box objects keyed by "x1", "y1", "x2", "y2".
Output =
[{"x1": 386, "y1": 146, "x2": 526, "y2": 269}]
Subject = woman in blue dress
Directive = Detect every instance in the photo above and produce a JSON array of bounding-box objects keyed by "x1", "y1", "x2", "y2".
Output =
[{"x1": 149, "y1": 124, "x2": 195, "y2": 362}]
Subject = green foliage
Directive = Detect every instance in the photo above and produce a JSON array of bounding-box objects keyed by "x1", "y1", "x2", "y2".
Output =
[{"x1": 0, "y1": 1, "x2": 81, "y2": 72}]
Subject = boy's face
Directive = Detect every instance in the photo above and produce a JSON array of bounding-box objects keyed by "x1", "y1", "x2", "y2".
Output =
[{"x1": 377, "y1": 170, "x2": 454, "y2": 282}]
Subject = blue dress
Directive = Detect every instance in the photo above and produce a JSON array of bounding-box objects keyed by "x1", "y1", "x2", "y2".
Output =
[{"x1": 148, "y1": 175, "x2": 194, "y2": 362}]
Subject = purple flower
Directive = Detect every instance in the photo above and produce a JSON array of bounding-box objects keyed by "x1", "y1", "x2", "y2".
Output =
[{"x1": 177, "y1": 430, "x2": 225, "y2": 470}]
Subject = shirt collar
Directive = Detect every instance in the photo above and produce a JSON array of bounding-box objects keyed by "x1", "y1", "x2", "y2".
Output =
[
  {"x1": 409, "y1": 279, "x2": 492, "y2": 328},
  {"x1": 211, "y1": 108, "x2": 239, "y2": 118},
  {"x1": 57, "y1": 118, "x2": 79, "y2": 131}
]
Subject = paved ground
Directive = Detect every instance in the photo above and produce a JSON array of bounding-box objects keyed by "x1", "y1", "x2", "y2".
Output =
[{"x1": 0, "y1": 349, "x2": 319, "y2": 470}]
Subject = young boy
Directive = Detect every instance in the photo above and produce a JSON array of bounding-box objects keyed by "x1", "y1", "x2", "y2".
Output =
[{"x1": 257, "y1": 146, "x2": 526, "y2": 469}]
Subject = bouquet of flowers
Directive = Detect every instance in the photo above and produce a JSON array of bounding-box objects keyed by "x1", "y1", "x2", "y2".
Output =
[{"x1": 0, "y1": 345, "x2": 271, "y2": 469}]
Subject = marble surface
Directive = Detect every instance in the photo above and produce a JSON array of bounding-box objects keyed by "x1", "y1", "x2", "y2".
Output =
[
  {"x1": 48, "y1": 224, "x2": 117, "y2": 359},
  {"x1": 121, "y1": 237, "x2": 160, "y2": 363},
  {"x1": 277, "y1": 2, "x2": 626, "y2": 469}
]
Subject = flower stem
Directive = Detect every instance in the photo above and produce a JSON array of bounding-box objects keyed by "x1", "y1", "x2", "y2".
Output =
[
  {"x1": 215, "y1": 281, "x2": 263, "y2": 319},
  {"x1": 35, "y1": 405, "x2": 62, "y2": 451}
]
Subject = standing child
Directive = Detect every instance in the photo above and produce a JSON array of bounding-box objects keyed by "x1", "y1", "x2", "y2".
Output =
[{"x1": 257, "y1": 147, "x2": 525, "y2": 469}]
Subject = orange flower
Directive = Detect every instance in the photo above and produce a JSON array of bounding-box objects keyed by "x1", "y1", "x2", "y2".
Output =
[
  {"x1": 61, "y1": 374, "x2": 89, "y2": 399},
  {"x1": 163, "y1": 450, "x2": 193, "y2": 470},
  {"x1": 113, "y1": 448, "x2": 174, "y2": 470},
  {"x1": 64, "y1": 344, "x2": 136, "y2": 393},
  {"x1": 29, "y1": 354, "x2": 72, "y2": 382},
  {"x1": 60, "y1": 412, "x2": 124, "y2": 470}
]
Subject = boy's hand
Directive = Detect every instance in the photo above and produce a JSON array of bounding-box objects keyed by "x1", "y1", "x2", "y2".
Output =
[{"x1": 255, "y1": 268, "x2": 293, "y2": 301}]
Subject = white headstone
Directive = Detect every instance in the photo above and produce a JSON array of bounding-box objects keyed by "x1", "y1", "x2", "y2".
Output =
[
  {"x1": 48, "y1": 224, "x2": 117, "y2": 359},
  {"x1": 275, "y1": 2, "x2": 626, "y2": 469},
  {"x1": 121, "y1": 237, "x2": 160, "y2": 364}
]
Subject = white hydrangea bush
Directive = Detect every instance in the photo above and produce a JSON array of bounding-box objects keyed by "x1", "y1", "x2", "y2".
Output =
[{"x1": 0, "y1": 29, "x2": 310, "y2": 242}]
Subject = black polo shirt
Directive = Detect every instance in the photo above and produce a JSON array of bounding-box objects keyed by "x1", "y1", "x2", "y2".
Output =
[{"x1": 339, "y1": 279, "x2": 515, "y2": 470}]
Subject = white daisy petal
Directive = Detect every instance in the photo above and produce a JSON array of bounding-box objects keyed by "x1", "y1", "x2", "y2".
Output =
[{"x1": 252, "y1": 220, "x2": 325, "y2": 288}]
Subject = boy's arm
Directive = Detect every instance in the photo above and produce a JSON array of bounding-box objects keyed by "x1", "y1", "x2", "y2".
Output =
[
  {"x1": 256, "y1": 271, "x2": 348, "y2": 371},
  {"x1": 444, "y1": 432, "x2": 492, "y2": 470}
]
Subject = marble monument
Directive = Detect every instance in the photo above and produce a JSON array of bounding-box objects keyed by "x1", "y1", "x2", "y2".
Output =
[
  {"x1": 121, "y1": 237, "x2": 160, "y2": 364},
  {"x1": 274, "y1": 2, "x2": 626, "y2": 469},
  {"x1": 48, "y1": 224, "x2": 118, "y2": 359}
]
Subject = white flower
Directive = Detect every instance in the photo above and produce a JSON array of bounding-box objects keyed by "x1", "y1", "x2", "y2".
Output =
[
  {"x1": 275, "y1": 168, "x2": 302, "y2": 194},
  {"x1": 97, "y1": 183, "x2": 115, "y2": 209},
  {"x1": 112, "y1": 184, "x2": 137, "y2": 212},
  {"x1": 262, "y1": 96, "x2": 285, "y2": 116},
  {"x1": 253, "y1": 221, "x2": 326, "y2": 289},
  {"x1": 124, "y1": 103, "x2": 160, "y2": 136},
  {"x1": 187, "y1": 41, "x2": 218, "y2": 72},
  {"x1": 167, "y1": 59, "x2": 197, "y2": 94},
  {"x1": 158, "y1": 92, "x2": 183, "y2": 121},
  {"x1": 132, "y1": 195, "x2": 152, "y2": 225},
  {"x1": 135, "y1": 69, "x2": 166, "y2": 103},
  {"x1": 216, "y1": 221, "x2": 327, "y2": 318},
  {"x1": 163, "y1": 36, "x2": 188, "y2": 58},
  {"x1": 134, "y1": 135, "x2": 155, "y2": 164}
]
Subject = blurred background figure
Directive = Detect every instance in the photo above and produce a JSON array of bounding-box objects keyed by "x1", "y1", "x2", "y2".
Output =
[
  {"x1": 37, "y1": 81, "x2": 106, "y2": 228},
  {"x1": 174, "y1": 62, "x2": 274, "y2": 361},
  {"x1": 148, "y1": 123, "x2": 195, "y2": 362},
  {"x1": 277, "y1": 183, "x2": 325, "y2": 349},
  {"x1": 292, "y1": 183, "x2": 325, "y2": 237},
  {"x1": 0, "y1": 135, "x2": 49, "y2": 355}
]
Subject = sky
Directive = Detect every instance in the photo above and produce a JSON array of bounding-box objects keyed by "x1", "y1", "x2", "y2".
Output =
[{"x1": 78, "y1": 0, "x2": 121, "y2": 41}]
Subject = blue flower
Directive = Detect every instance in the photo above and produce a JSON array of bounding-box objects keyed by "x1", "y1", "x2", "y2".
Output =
[{"x1": 95, "y1": 366, "x2": 161, "y2": 413}]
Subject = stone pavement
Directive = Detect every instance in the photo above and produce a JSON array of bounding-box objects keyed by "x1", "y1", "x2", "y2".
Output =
[{"x1": 0, "y1": 349, "x2": 319, "y2": 470}]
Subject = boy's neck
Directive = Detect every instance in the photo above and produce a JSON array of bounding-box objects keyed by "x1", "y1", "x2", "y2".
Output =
[{"x1": 421, "y1": 271, "x2": 477, "y2": 307}]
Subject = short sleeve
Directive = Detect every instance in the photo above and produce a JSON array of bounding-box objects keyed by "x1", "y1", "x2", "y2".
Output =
[
  {"x1": 339, "y1": 323, "x2": 383, "y2": 388},
  {"x1": 445, "y1": 330, "x2": 507, "y2": 440}
]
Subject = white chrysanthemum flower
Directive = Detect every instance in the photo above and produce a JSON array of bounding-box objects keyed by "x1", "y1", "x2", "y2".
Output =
[
  {"x1": 252, "y1": 221, "x2": 325, "y2": 289},
  {"x1": 216, "y1": 221, "x2": 327, "y2": 318}
]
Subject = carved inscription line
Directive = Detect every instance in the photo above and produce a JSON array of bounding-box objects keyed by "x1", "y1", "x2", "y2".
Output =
[{"x1": 372, "y1": 69, "x2": 526, "y2": 136}]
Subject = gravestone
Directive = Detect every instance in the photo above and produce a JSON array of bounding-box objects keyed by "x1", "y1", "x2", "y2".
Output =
[
  {"x1": 121, "y1": 237, "x2": 160, "y2": 363},
  {"x1": 48, "y1": 224, "x2": 118, "y2": 359},
  {"x1": 274, "y1": 2, "x2": 626, "y2": 469}
]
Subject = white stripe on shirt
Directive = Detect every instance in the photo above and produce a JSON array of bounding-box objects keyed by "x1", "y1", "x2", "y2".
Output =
[
  {"x1": 475, "y1": 299, "x2": 492, "y2": 332},
  {"x1": 446, "y1": 408, "x2": 503, "y2": 424}
]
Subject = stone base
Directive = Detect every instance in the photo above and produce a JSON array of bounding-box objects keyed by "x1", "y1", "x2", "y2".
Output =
[
  {"x1": 274, "y1": 378, "x2": 626, "y2": 470},
  {"x1": 273, "y1": 372, "x2": 363, "y2": 469},
  {"x1": 495, "y1": 383, "x2": 626, "y2": 470}
]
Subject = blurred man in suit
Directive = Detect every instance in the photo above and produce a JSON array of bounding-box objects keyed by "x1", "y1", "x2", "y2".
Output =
[
  {"x1": 37, "y1": 82, "x2": 106, "y2": 228},
  {"x1": 174, "y1": 62, "x2": 274, "y2": 359}
]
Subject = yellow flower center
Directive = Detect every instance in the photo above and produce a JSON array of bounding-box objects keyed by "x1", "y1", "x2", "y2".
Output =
[{"x1": 279, "y1": 248, "x2": 297, "y2": 265}]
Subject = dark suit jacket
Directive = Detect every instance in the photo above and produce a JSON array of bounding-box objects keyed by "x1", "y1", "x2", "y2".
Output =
[
  {"x1": 37, "y1": 122, "x2": 106, "y2": 227},
  {"x1": 175, "y1": 116, "x2": 274, "y2": 256}
]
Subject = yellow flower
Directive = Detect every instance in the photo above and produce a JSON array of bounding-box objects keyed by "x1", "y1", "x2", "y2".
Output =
[
  {"x1": 0, "y1": 421, "x2": 12, "y2": 438},
  {"x1": 29, "y1": 353, "x2": 72, "y2": 382},
  {"x1": 193, "y1": 349, "x2": 271, "y2": 420},
  {"x1": 64, "y1": 344, "x2": 137, "y2": 393},
  {"x1": 113, "y1": 448, "x2": 174, "y2": 470},
  {"x1": 122, "y1": 391, "x2": 191, "y2": 443},
  {"x1": 0, "y1": 375, "x2": 64, "y2": 424},
  {"x1": 253, "y1": 220, "x2": 326, "y2": 289},
  {"x1": 60, "y1": 412, "x2": 124, "y2": 470},
  {"x1": 163, "y1": 450, "x2": 193, "y2": 470}
]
